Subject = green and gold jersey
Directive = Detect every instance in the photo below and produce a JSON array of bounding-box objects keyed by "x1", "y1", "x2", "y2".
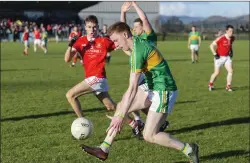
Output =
[
  {"x1": 133, "y1": 29, "x2": 157, "y2": 46},
  {"x1": 42, "y1": 31, "x2": 48, "y2": 42},
  {"x1": 189, "y1": 31, "x2": 200, "y2": 45},
  {"x1": 130, "y1": 36, "x2": 177, "y2": 91}
]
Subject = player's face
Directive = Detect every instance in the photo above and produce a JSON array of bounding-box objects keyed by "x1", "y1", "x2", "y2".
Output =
[
  {"x1": 226, "y1": 28, "x2": 234, "y2": 37},
  {"x1": 85, "y1": 22, "x2": 98, "y2": 38},
  {"x1": 133, "y1": 22, "x2": 143, "y2": 35},
  {"x1": 74, "y1": 27, "x2": 77, "y2": 32},
  {"x1": 192, "y1": 27, "x2": 196, "y2": 32},
  {"x1": 110, "y1": 32, "x2": 129, "y2": 51}
]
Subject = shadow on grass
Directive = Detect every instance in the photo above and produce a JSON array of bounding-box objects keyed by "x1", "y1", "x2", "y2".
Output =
[
  {"x1": 176, "y1": 100, "x2": 197, "y2": 104},
  {"x1": 1, "y1": 68, "x2": 41, "y2": 72},
  {"x1": 215, "y1": 86, "x2": 249, "y2": 91},
  {"x1": 169, "y1": 117, "x2": 250, "y2": 135},
  {"x1": 0, "y1": 107, "x2": 106, "y2": 122},
  {"x1": 175, "y1": 150, "x2": 249, "y2": 163},
  {"x1": 168, "y1": 59, "x2": 190, "y2": 62}
]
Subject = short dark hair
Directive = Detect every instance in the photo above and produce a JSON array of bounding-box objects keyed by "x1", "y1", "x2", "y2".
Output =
[
  {"x1": 192, "y1": 25, "x2": 196, "y2": 28},
  {"x1": 108, "y1": 21, "x2": 131, "y2": 36},
  {"x1": 103, "y1": 24, "x2": 107, "y2": 27},
  {"x1": 226, "y1": 25, "x2": 234, "y2": 30},
  {"x1": 85, "y1": 15, "x2": 98, "y2": 24},
  {"x1": 133, "y1": 18, "x2": 143, "y2": 25}
]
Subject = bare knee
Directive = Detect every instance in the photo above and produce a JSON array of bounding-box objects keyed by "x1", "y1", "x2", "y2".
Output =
[{"x1": 66, "y1": 91, "x2": 74, "y2": 102}]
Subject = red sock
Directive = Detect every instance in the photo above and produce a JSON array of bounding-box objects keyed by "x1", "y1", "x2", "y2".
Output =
[
  {"x1": 73, "y1": 56, "x2": 77, "y2": 63},
  {"x1": 128, "y1": 120, "x2": 137, "y2": 129},
  {"x1": 226, "y1": 85, "x2": 231, "y2": 88},
  {"x1": 209, "y1": 82, "x2": 213, "y2": 87}
]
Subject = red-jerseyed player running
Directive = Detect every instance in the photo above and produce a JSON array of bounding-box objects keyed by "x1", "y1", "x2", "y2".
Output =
[
  {"x1": 22, "y1": 26, "x2": 29, "y2": 55},
  {"x1": 209, "y1": 25, "x2": 235, "y2": 91},
  {"x1": 68, "y1": 26, "x2": 83, "y2": 67}
]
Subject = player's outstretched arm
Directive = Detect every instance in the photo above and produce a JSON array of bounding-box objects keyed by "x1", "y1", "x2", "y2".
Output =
[
  {"x1": 120, "y1": 2, "x2": 132, "y2": 23},
  {"x1": 118, "y1": 72, "x2": 141, "y2": 116},
  {"x1": 132, "y1": 1, "x2": 152, "y2": 34}
]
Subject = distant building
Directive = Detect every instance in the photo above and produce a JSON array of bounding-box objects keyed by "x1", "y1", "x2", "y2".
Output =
[{"x1": 78, "y1": 2, "x2": 159, "y2": 32}]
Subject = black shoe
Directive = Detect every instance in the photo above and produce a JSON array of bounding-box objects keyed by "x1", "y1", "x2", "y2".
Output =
[
  {"x1": 188, "y1": 143, "x2": 199, "y2": 163},
  {"x1": 159, "y1": 121, "x2": 169, "y2": 132},
  {"x1": 132, "y1": 120, "x2": 144, "y2": 139}
]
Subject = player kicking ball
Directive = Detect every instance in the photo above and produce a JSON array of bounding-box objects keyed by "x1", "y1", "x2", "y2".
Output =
[
  {"x1": 208, "y1": 25, "x2": 235, "y2": 91},
  {"x1": 81, "y1": 22, "x2": 199, "y2": 163}
]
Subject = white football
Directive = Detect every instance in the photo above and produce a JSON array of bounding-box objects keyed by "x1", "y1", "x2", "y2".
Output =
[{"x1": 71, "y1": 117, "x2": 93, "y2": 140}]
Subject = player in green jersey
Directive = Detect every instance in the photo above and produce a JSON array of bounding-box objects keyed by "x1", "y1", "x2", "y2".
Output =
[
  {"x1": 188, "y1": 26, "x2": 201, "y2": 63},
  {"x1": 41, "y1": 27, "x2": 48, "y2": 54},
  {"x1": 121, "y1": 1, "x2": 157, "y2": 45},
  {"x1": 81, "y1": 22, "x2": 200, "y2": 163},
  {"x1": 121, "y1": 1, "x2": 170, "y2": 134}
]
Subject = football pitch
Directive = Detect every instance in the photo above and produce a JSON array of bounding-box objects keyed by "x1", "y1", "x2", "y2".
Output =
[{"x1": 1, "y1": 40, "x2": 249, "y2": 163}]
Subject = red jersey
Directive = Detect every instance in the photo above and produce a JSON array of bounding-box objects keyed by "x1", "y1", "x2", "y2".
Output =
[
  {"x1": 23, "y1": 32, "x2": 29, "y2": 41},
  {"x1": 69, "y1": 31, "x2": 78, "y2": 40},
  {"x1": 34, "y1": 30, "x2": 41, "y2": 39},
  {"x1": 78, "y1": 31, "x2": 82, "y2": 37},
  {"x1": 215, "y1": 35, "x2": 235, "y2": 56},
  {"x1": 73, "y1": 36, "x2": 116, "y2": 78}
]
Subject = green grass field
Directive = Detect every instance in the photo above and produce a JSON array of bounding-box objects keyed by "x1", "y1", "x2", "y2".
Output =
[{"x1": 1, "y1": 40, "x2": 249, "y2": 163}]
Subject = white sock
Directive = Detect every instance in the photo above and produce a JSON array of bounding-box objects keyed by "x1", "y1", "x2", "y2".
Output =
[
  {"x1": 182, "y1": 143, "x2": 193, "y2": 156},
  {"x1": 100, "y1": 127, "x2": 117, "y2": 153}
]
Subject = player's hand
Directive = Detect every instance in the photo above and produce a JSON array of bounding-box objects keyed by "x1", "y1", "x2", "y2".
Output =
[
  {"x1": 214, "y1": 53, "x2": 220, "y2": 59},
  {"x1": 229, "y1": 49, "x2": 233, "y2": 58},
  {"x1": 68, "y1": 35, "x2": 78, "y2": 47},
  {"x1": 121, "y1": 2, "x2": 132, "y2": 12},
  {"x1": 106, "y1": 116, "x2": 124, "y2": 135},
  {"x1": 131, "y1": 1, "x2": 137, "y2": 7}
]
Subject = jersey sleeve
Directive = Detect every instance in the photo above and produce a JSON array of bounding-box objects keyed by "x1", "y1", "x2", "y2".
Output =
[
  {"x1": 214, "y1": 36, "x2": 223, "y2": 45},
  {"x1": 105, "y1": 38, "x2": 116, "y2": 52},
  {"x1": 72, "y1": 39, "x2": 82, "y2": 53},
  {"x1": 130, "y1": 39, "x2": 146, "y2": 73}
]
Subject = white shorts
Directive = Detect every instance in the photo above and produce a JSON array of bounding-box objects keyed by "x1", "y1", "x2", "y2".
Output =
[
  {"x1": 214, "y1": 56, "x2": 232, "y2": 67},
  {"x1": 85, "y1": 76, "x2": 109, "y2": 95},
  {"x1": 190, "y1": 45, "x2": 199, "y2": 51},
  {"x1": 34, "y1": 39, "x2": 41, "y2": 45},
  {"x1": 24, "y1": 40, "x2": 29, "y2": 47},
  {"x1": 148, "y1": 90, "x2": 178, "y2": 114}
]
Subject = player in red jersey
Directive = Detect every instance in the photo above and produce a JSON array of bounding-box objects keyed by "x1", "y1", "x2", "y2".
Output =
[
  {"x1": 69, "y1": 26, "x2": 83, "y2": 67},
  {"x1": 22, "y1": 26, "x2": 29, "y2": 55},
  {"x1": 209, "y1": 25, "x2": 235, "y2": 91},
  {"x1": 64, "y1": 15, "x2": 140, "y2": 135},
  {"x1": 33, "y1": 26, "x2": 41, "y2": 53}
]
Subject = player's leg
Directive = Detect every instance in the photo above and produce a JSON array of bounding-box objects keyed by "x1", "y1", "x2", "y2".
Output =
[
  {"x1": 34, "y1": 40, "x2": 37, "y2": 52},
  {"x1": 81, "y1": 87, "x2": 151, "y2": 160},
  {"x1": 190, "y1": 46, "x2": 195, "y2": 63},
  {"x1": 95, "y1": 92, "x2": 116, "y2": 111},
  {"x1": 224, "y1": 57, "x2": 233, "y2": 91},
  {"x1": 195, "y1": 46, "x2": 199, "y2": 62},
  {"x1": 143, "y1": 90, "x2": 199, "y2": 163},
  {"x1": 24, "y1": 41, "x2": 28, "y2": 55},
  {"x1": 209, "y1": 58, "x2": 222, "y2": 91},
  {"x1": 40, "y1": 41, "x2": 47, "y2": 54},
  {"x1": 66, "y1": 80, "x2": 95, "y2": 117}
]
